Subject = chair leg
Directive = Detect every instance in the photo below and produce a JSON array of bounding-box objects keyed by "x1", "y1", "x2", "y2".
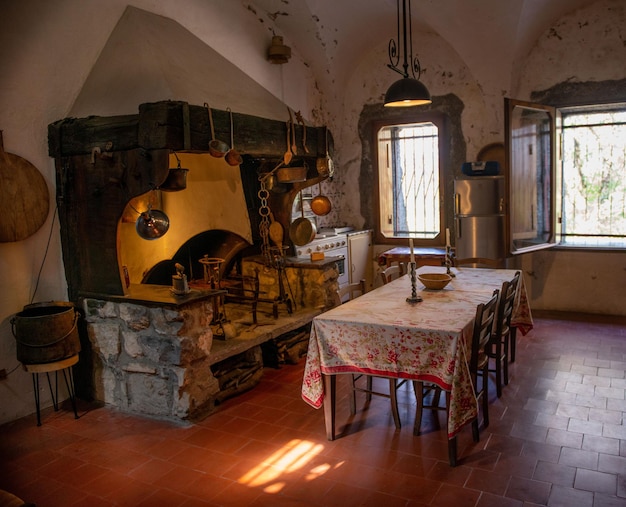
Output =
[
  {"x1": 494, "y1": 341, "x2": 503, "y2": 398},
  {"x1": 510, "y1": 327, "x2": 517, "y2": 362},
  {"x1": 503, "y1": 331, "x2": 510, "y2": 386},
  {"x1": 482, "y1": 369, "x2": 489, "y2": 428},
  {"x1": 472, "y1": 418, "x2": 480, "y2": 442},
  {"x1": 412, "y1": 381, "x2": 424, "y2": 436},
  {"x1": 448, "y1": 436, "x2": 457, "y2": 467},
  {"x1": 389, "y1": 379, "x2": 401, "y2": 429}
]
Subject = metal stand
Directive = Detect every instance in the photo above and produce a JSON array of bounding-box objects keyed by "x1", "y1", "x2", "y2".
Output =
[
  {"x1": 200, "y1": 256, "x2": 230, "y2": 338},
  {"x1": 270, "y1": 247, "x2": 294, "y2": 314},
  {"x1": 24, "y1": 354, "x2": 79, "y2": 426},
  {"x1": 406, "y1": 261, "x2": 422, "y2": 304}
]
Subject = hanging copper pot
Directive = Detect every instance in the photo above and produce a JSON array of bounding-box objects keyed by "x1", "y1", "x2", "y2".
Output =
[
  {"x1": 160, "y1": 153, "x2": 189, "y2": 191},
  {"x1": 311, "y1": 183, "x2": 332, "y2": 216}
]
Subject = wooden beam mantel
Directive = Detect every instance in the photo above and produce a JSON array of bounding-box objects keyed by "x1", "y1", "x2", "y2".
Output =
[{"x1": 48, "y1": 100, "x2": 333, "y2": 161}]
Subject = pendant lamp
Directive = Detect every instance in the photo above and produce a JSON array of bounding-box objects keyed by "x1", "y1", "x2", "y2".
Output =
[{"x1": 384, "y1": 0, "x2": 431, "y2": 107}]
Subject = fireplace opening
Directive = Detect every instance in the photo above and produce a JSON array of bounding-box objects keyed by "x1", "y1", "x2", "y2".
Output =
[{"x1": 141, "y1": 229, "x2": 252, "y2": 286}]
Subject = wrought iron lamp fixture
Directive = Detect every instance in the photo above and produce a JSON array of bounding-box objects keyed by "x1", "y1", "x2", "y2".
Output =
[{"x1": 384, "y1": 0, "x2": 432, "y2": 107}]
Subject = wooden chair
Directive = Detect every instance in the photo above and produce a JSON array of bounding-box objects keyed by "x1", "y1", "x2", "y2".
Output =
[
  {"x1": 413, "y1": 289, "x2": 499, "y2": 466},
  {"x1": 453, "y1": 257, "x2": 504, "y2": 268},
  {"x1": 335, "y1": 279, "x2": 405, "y2": 430},
  {"x1": 334, "y1": 279, "x2": 367, "y2": 306},
  {"x1": 469, "y1": 289, "x2": 499, "y2": 441},
  {"x1": 378, "y1": 262, "x2": 406, "y2": 285},
  {"x1": 488, "y1": 271, "x2": 521, "y2": 396}
]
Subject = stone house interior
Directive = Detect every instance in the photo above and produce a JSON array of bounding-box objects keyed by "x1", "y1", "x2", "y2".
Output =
[{"x1": 0, "y1": 1, "x2": 625, "y2": 506}]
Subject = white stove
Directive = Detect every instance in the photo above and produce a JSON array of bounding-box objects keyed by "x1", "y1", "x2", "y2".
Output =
[{"x1": 295, "y1": 232, "x2": 349, "y2": 288}]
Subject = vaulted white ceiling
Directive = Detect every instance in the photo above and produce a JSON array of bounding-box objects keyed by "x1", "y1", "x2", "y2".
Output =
[{"x1": 250, "y1": 0, "x2": 600, "y2": 93}]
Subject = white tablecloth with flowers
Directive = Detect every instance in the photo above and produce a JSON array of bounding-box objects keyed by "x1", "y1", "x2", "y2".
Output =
[{"x1": 301, "y1": 266, "x2": 532, "y2": 439}]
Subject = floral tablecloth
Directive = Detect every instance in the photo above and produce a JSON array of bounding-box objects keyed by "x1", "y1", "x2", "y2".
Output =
[{"x1": 301, "y1": 267, "x2": 531, "y2": 439}]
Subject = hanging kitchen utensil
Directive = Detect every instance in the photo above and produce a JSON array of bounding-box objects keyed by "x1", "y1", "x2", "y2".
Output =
[
  {"x1": 0, "y1": 131, "x2": 50, "y2": 242},
  {"x1": 268, "y1": 212, "x2": 284, "y2": 249},
  {"x1": 283, "y1": 120, "x2": 293, "y2": 165},
  {"x1": 311, "y1": 182, "x2": 332, "y2": 216},
  {"x1": 225, "y1": 108, "x2": 243, "y2": 166},
  {"x1": 295, "y1": 111, "x2": 310, "y2": 153},
  {"x1": 276, "y1": 162, "x2": 307, "y2": 183},
  {"x1": 135, "y1": 204, "x2": 170, "y2": 240},
  {"x1": 316, "y1": 128, "x2": 334, "y2": 177},
  {"x1": 288, "y1": 108, "x2": 297, "y2": 156},
  {"x1": 205, "y1": 103, "x2": 228, "y2": 158},
  {"x1": 289, "y1": 191, "x2": 316, "y2": 246},
  {"x1": 159, "y1": 152, "x2": 189, "y2": 191}
]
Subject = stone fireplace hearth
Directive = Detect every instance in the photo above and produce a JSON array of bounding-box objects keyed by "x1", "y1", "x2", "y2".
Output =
[{"x1": 82, "y1": 256, "x2": 339, "y2": 421}]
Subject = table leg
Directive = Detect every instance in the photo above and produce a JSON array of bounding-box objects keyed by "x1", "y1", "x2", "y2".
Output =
[{"x1": 323, "y1": 374, "x2": 336, "y2": 440}]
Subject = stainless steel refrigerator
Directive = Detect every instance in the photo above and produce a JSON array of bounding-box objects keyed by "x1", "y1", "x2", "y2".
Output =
[{"x1": 454, "y1": 176, "x2": 506, "y2": 259}]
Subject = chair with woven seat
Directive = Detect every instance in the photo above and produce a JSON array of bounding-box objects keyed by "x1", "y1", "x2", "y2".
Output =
[
  {"x1": 413, "y1": 289, "x2": 499, "y2": 466},
  {"x1": 488, "y1": 271, "x2": 521, "y2": 397},
  {"x1": 378, "y1": 262, "x2": 406, "y2": 285},
  {"x1": 335, "y1": 279, "x2": 405, "y2": 430}
]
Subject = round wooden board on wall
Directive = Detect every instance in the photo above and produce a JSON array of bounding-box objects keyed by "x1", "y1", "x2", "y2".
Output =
[
  {"x1": 0, "y1": 132, "x2": 50, "y2": 242},
  {"x1": 477, "y1": 142, "x2": 505, "y2": 169}
]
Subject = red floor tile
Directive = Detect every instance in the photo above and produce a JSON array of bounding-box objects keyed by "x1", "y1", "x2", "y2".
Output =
[{"x1": 1, "y1": 313, "x2": 626, "y2": 506}]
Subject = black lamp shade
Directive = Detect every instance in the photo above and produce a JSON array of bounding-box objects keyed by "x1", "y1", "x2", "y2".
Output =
[{"x1": 384, "y1": 77, "x2": 432, "y2": 107}]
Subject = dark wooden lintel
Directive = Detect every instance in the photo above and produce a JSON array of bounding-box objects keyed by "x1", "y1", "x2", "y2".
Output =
[{"x1": 49, "y1": 100, "x2": 333, "y2": 161}]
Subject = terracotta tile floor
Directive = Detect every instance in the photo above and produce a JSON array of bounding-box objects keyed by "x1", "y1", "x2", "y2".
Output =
[{"x1": 1, "y1": 312, "x2": 625, "y2": 506}]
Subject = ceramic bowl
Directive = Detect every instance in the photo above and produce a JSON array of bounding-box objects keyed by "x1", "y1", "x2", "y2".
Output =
[{"x1": 418, "y1": 273, "x2": 452, "y2": 290}]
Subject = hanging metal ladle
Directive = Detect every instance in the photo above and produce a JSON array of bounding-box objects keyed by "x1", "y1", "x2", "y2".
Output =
[
  {"x1": 225, "y1": 108, "x2": 243, "y2": 166},
  {"x1": 205, "y1": 103, "x2": 229, "y2": 158}
]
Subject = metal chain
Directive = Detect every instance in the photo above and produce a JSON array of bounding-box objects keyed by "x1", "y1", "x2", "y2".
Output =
[
  {"x1": 257, "y1": 178, "x2": 272, "y2": 265},
  {"x1": 257, "y1": 161, "x2": 284, "y2": 265}
]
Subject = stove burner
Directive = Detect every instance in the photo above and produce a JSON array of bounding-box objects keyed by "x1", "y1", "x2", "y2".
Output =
[{"x1": 295, "y1": 233, "x2": 348, "y2": 258}]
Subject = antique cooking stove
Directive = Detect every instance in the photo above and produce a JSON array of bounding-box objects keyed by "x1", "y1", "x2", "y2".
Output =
[{"x1": 295, "y1": 229, "x2": 349, "y2": 289}]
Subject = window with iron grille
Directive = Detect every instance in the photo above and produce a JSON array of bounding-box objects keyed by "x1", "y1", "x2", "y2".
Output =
[
  {"x1": 376, "y1": 121, "x2": 441, "y2": 241},
  {"x1": 560, "y1": 104, "x2": 626, "y2": 248}
]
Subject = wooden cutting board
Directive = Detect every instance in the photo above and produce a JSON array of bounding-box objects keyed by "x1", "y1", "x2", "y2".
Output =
[{"x1": 0, "y1": 131, "x2": 50, "y2": 242}]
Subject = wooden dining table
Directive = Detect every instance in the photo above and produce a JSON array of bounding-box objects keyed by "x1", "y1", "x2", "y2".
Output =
[{"x1": 301, "y1": 265, "x2": 533, "y2": 446}]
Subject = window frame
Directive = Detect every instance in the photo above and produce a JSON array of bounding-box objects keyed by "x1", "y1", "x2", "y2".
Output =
[
  {"x1": 506, "y1": 97, "x2": 626, "y2": 254},
  {"x1": 557, "y1": 103, "x2": 626, "y2": 250},
  {"x1": 372, "y1": 111, "x2": 448, "y2": 246}
]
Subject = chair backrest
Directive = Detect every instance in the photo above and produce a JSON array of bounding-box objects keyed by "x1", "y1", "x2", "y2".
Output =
[
  {"x1": 379, "y1": 263, "x2": 406, "y2": 285},
  {"x1": 334, "y1": 279, "x2": 367, "y2": 306},
  {"x1": 469, "y1": 289, "x2": 499, "y2": 376},
  {"x1": 454, "y1": 257, "x2": 504, "y2": 268},
  {"x1": 494, "y1": 271, "x2": 521, "y2": 338}
]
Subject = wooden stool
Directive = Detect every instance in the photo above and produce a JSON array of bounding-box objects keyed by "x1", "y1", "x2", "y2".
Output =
[{"x1": 23, "y1": 354, "x2": 79, "y2": 426}]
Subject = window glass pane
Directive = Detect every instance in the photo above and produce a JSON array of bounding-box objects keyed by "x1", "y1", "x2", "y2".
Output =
[
  {"x1": 561, "y1": 107, "x2": 626, "y2": 247},
  {"x1": 377, "y1": 122, "x2": 440, "y2": 239}
]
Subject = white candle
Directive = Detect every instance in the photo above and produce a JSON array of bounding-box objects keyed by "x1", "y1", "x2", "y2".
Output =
[
  {"x1": 409, "y1": 238, "x2": 415, "y2": 264},
  {"x1": 445, "y1": 228, "x2": 450, "y2": 248}
]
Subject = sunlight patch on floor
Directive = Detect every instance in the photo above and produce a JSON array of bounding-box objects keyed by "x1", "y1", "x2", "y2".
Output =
[{"x1": 238, "y1": 439, "x2": 339, "y2": 492}]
